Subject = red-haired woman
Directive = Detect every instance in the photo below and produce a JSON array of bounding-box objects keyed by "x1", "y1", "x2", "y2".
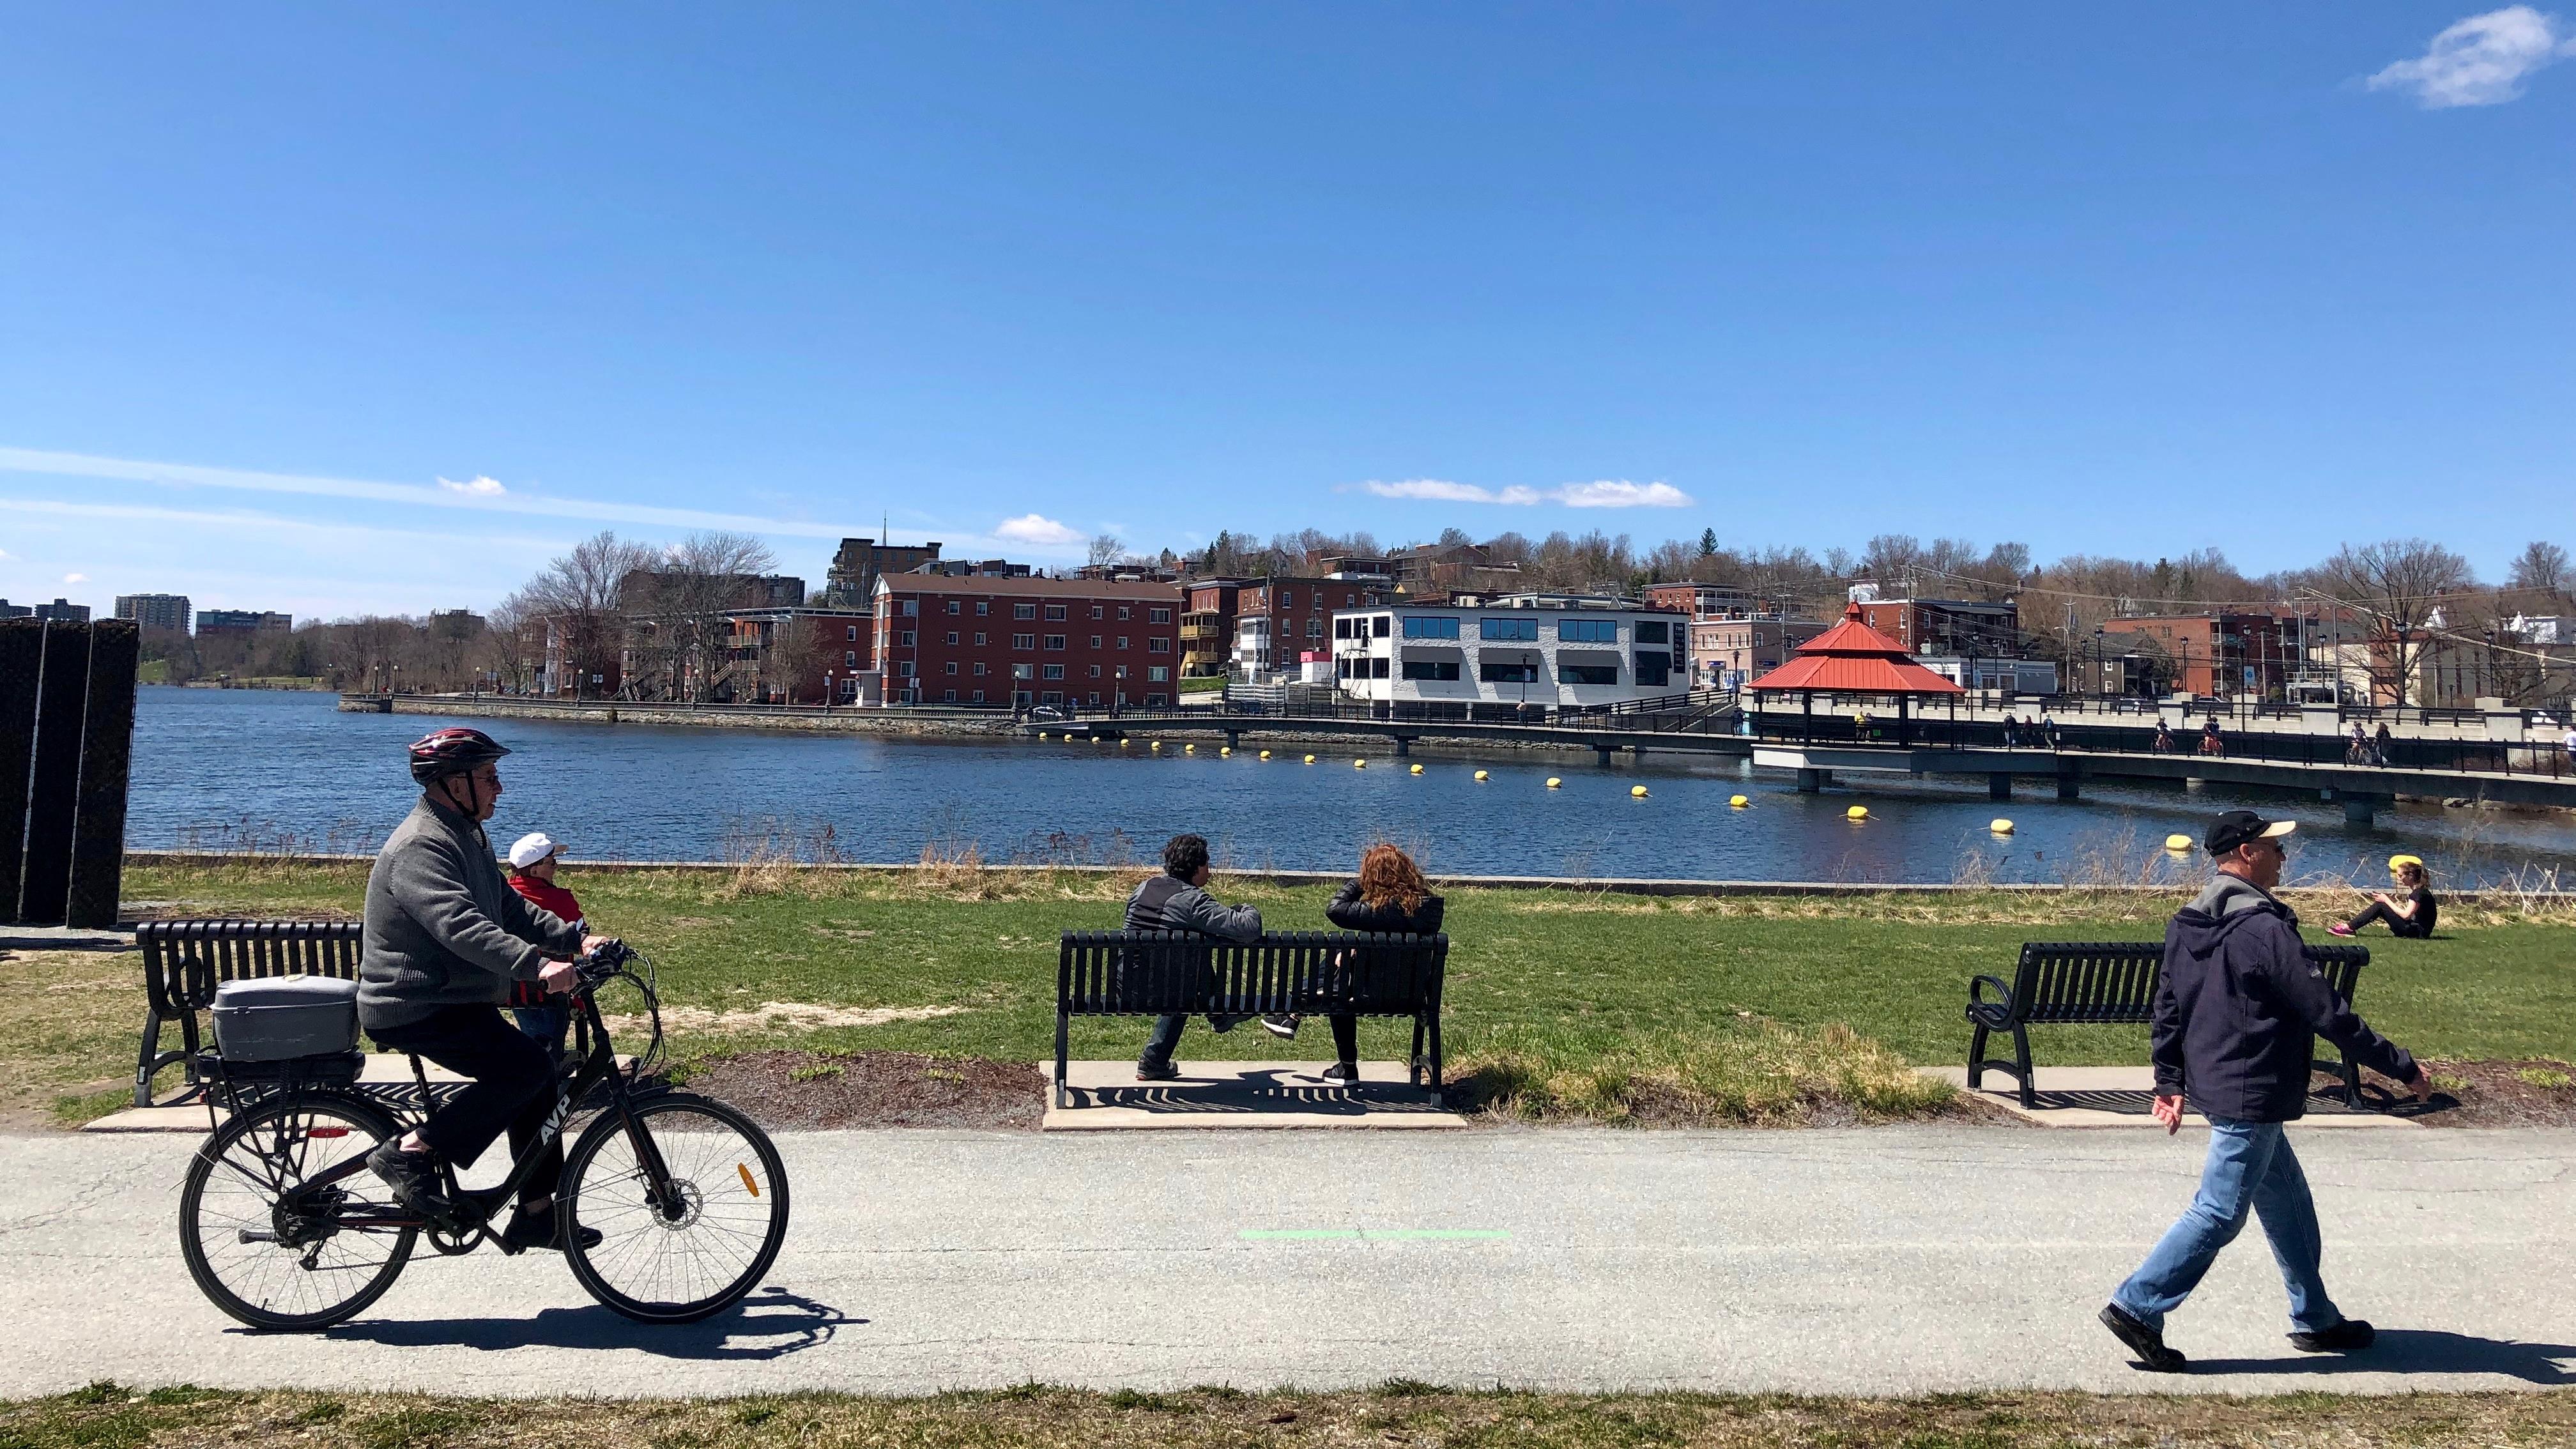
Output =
[{"x1": 1263, "y1": 844, "x2": 1445, "y2": 1082}]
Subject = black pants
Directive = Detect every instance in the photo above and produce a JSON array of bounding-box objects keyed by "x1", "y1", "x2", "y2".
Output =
[
  {"x1": 2345, "y1": 901, "x2": 2429, "y2": 939},
  {"x1": 371, "y1": 1004, "x2": 562, "y2": 1209}
]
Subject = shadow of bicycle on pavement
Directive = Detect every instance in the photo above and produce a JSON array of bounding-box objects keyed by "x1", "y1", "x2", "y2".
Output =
[
  {"x1": 2190, "y1": 1331, "x2": 2576, "y2": 1383},
  {"x1": 308, "y1": 1285, "x2": 860, "y2": 1359}
]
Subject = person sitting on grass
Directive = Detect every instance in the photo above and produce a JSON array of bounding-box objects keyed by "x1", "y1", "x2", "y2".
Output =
[
  {"x1": 504, "y1": 831, "x2": 586, "y2": 1061},
  {"x1": 1128, "y1": 833, "x2": 1262, "y2": 1083},
  {"x1": 2331, "y1": 857, "x2": 2437, "y2": 940},
  {"x1": 1263, "y1": 843, "x2": 1445, "y2": 1084}
]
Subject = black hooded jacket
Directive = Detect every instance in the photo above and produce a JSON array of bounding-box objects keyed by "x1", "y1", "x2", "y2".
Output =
[{"x1": 2152, "y1": 874, "x2": 2418, "y2": 1122}]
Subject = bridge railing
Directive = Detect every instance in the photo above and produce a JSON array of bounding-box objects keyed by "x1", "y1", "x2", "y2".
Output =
[{"x1": 1741, "y1": 711, "x2": 2572, "y2": 779}]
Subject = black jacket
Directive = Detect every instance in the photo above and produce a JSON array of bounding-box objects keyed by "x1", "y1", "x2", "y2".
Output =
[
  {"x1": 2152, "y1": 875, "x2": 2418, "y2": 1122},
  {"x1": 1324, "y1": 881, "x2": 1445, "y2": 936}
]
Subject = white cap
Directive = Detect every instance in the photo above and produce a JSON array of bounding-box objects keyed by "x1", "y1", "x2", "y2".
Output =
[{"x1": 507, "y1": 832, "x2": 564, "y2": 869}]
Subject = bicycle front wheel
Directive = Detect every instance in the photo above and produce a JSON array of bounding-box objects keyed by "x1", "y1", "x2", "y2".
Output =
[
  {"x1": 560, "y1": 1092, "x2": 790, "y2": 1323},
  {"x1": 179, "y1": 1092, "x2": 417, "y2": 1331}
]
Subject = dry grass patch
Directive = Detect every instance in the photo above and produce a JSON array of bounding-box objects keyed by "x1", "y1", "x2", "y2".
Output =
[
  {"x1": 1452, "y1": 1017, "x2": 1961, "y2": 1127},
  {"x1": 11, "y1": 1383, "x2": 2576, "y2": 1449}
]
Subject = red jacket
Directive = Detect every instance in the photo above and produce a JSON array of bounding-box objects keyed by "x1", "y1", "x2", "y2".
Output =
[{"x1": 507, "y1": 875, "x2": 585, "y2": 1006}]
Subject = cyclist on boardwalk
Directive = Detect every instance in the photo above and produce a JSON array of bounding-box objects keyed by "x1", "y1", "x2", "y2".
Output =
[
  {"x1": 359, "y1": 728, "x2": 612, "y2": 1251},
  {"x1": 2099, "y1": 808, "x2": 2431, "y2": 1372}
]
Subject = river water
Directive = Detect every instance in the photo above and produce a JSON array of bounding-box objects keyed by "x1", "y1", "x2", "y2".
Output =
[{"x1": 128, "y1": 688, "x2": 2573, "y2": 887}]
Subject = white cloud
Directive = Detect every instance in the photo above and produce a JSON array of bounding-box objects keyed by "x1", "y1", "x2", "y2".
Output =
[
  {"x1": 437, "y1": 474, "x2": 507, "y2": 496},
  {"x1": 2367, "y1": 6, "x2": 2576, "y2": 107},
  {"x1": 63, "y1": 572, "x2": 88, "y2": 584},
  {"x1": 1361, "y1": 477, "x2": 1692, "y2": 509},
  {"x1": 993, "y1": 512, "x2": 1085, "y2": 547}
]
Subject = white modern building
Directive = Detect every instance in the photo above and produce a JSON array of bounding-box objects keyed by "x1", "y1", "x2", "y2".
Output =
[
  {"x1": 1330, "y1": 597, "x2": 1686, "y2": 709},
  {"x1": 1915, "y1": 656, "x2": 2060, "y2": 694}
]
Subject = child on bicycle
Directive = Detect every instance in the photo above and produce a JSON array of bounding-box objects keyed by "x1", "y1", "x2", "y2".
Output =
[{"x1": 506, "y1": 831, "x2": 585, "y2": 1061}]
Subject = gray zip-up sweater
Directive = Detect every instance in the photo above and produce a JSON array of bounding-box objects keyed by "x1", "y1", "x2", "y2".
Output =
[{"x1": 358, "y1": 795, "x2": 585, "y2": 1031}]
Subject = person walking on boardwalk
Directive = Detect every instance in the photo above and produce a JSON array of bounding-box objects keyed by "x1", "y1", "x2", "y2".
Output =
[
  {"x1": 2099, "y1": 809, "x2": 2432, "y2": 1372},
  {"x1": 1128, "y1": 833, "x2": 1262, "y2": 1082}
]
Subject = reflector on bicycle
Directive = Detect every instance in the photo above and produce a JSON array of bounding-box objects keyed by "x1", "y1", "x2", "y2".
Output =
[
  {"x1": 308, "y1": 1126, "x2": 349, "y2": 1138},
  {"x1": 738, "y1": 1163, "x2": 759, "y2": 1197}
]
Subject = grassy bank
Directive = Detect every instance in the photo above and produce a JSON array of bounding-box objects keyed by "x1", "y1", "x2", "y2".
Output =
[
  {"x1": 54, "y1": 861, "x2": 2566, "y2": 1128},
  {"x1": 10, "y1": 1383, "x2": 2576, "y2": 1449}
]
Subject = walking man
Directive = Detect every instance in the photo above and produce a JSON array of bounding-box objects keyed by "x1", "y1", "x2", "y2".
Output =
[
  {"x1": 1128, "y1": 833, "x2": 1262, "y2": 1081},
  {"x1": 2099, "y1": 809, "x2": 2432, "y2": 1372}
]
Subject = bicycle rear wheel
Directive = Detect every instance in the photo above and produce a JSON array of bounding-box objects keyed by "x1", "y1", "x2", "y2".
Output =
[
  {"x1": 180, "y1": 1093, "x2": 418, "y2": 1331},
  {"x1": 560, "y1": 1092, "x2": 790, "y2": 1323}
]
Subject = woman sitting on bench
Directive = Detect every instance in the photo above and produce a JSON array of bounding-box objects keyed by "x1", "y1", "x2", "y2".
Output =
[
  {"x1": 2331, "y1": 856, "x2": 2436, "y2": 939},
  {"x1": 1263, "y1": 844, "x2": 1444, "y2": 1084}
]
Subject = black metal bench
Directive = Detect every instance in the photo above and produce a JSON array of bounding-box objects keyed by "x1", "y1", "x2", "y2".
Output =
[
  {"x1": 1055, "y1": 930, "x2": 1447, "y2": 1108},
  {"x1": 1966, "y1": 940, "x2": 2372, "y2": 1110}
]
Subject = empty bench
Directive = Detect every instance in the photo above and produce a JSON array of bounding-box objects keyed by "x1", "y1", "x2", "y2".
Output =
[
  {"x1": 1966, "y1": 940, "x2": 2372, "y2": 1110},
  {"x1": 1055, "y1": 930, "x2": 1448, "y2": 1108}
]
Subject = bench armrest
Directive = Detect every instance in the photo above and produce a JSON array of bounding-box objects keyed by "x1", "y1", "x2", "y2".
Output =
[{"x1": 1965, "y1": 974, "x2": 2019, "y2": 1029}]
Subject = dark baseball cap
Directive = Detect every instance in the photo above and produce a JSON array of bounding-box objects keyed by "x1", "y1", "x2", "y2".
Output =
[{"x1": 2205, "y1": 809, "x2": 2296, "y2": 856}]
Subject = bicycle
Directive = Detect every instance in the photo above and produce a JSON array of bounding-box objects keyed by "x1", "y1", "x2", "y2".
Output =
[{"x1": 178, "y1": 942, "x2": 790, "y2": 1331}]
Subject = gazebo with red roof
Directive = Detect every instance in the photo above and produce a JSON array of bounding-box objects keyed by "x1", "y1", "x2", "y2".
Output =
[{"x1": 1745, "y1": 602, "x2": 1963, "y2": 745}]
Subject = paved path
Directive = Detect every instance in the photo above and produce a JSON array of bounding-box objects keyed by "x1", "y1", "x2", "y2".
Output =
[{"x1": 3, "y1": 1126, "x2": 2573, "y2": 1398}]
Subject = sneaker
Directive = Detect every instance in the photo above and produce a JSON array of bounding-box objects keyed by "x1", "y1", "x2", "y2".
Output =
[
  {"x1": 1135, "y1": 1061, "x2": 1181, "y2": 1082},
  {"x1": 1318, "y1": 1062, "x2": 1360, "y2": 1084},
  {"x1": 1208, "y1": 1014, "x2": 1247, "y2": 1034},
  {"x1": 1261, "y1": 1015, "x2": 1301, "y2": 1039},
  {"x1": 2328, "y1": 923, "x2": 2356, "y2": 938},
  {"x1": 2289, "y1": 1319, "x2": 2375, "y2": 1353},
  {"x1": 2099, "y1": 1303, "x2": 2188, "y2": 1373},
  {"x1": 366, "y1": 1140, "x2": 452, "y2": 1218},
  {"x1": 502, "y1": 1212, "x2": 604, "y2": 1254}
]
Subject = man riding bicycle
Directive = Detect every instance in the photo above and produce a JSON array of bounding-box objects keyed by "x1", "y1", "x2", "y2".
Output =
[{"x1": 360, "y1": 728, "x2": 611, "y2": 1252}]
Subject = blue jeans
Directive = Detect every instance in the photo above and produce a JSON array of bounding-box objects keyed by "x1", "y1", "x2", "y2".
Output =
[
  {"x1": 2113, "y1": 1118, "x2": 2342, "y2": 1333},
  {"x1": 513, "y1": 1004, "x2": 570, "y2": 1064}
]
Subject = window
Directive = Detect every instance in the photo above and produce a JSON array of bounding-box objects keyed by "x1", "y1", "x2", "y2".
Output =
[
  {"x1": 1280, "y1": 592, "x2": 1294, "y2": 608},
  {"x1": 1014, "y1": 690, "x2": 1033, "y2": 705},
  {"x1": 898, "y1": 630, "x2": 915, "y2": 646},
  {"x1": 1088, "y1": 664, "x2": 1102, "y2": 677},
  {"x1": 1371, "y1": 657, "x2": 1390, "y2": 678},
  {"x1": 1087, "y1": 692, "x2": 1101, "y2": 705},
  {"x1": 973, "y1": 632, "x2": 986, "y2": 646},
  {"x1": 1636, "y1": 652, "x2": 1671, "y2": 687},
  {"x1": 1373, "y1": 616, "x2": 1392, "y2": 638},
  {"x1": 1014, "y1": 602, "x2": 1036, "y2": 619},
  {"x1": 1043, "y1": 663, "x2": 1066, "y2": 680},
  {"x1": 1042, "y1": 691, "x2": 1063, "y2": 704},
  {"x1": 1560, "y1": 620, "x2": 1618, "y2": 643},
  {"x1": 1147, "y1": 666, "x2": 1169, "y2": 682},
  {"x1": 1147, "y1": 637, "x2": 1170, "y2": 653},
  {"x1": 946, "y1": 632, "x2": 959, "y2": 645},
  {"x1": 1045, "y1": 634, "x2": 1066, "y2": 650},
  {"x1": 1402, "y1": 660, "x2": 1462, "y2": 681},
  {"x1": 972, "y1": 690, "x2": 986, "y2": 703},
  {"x1": 1480, "y1": 617, "x2": 1539, "y2": 641},
  {"x1": 975, "y1": 601, "x2": 988, "y2": 616},
  {"x1": 947, "y1": 601, "x2": 961, "y2": 615},
  {"x1": 1562, "y1": 664, "x2": 1620, "y2": 686},
  {"x1": 1090, "y1": 634, "x2": 1102, "y2": 648},
  {"x1": 944, "y1": 661, "x2": 960, "y2": 675},
  {"x1": 1013, "y1": 633, "x2": 1036, "y2": 649},
  {"x1": 973, "y1": 662, "x2": 988, "y2": 676},
  {"x1": 1091, "y1": 606, "x2": 1104, "y2": 620},
  {"x1": 943, "y1": 689, "x2": 956, "y2": 702},
  {"x1": 1403, "y1": 616, "x2": 1461, "y2": 640},
  {"x1": 1480, "y1": 658, "x2": 1541, "y2": 684},
  {"x1": 1147, "y1": 693, "x2": 1166, "y2": 705},
  {"x1": 1045, "y1": 604, "x2": 1066, "y2": 620},
  {"x1": 1011, "y1": 663, "x2": 1034, "y2": 680},
  {"x1": 1114, "y1": 664, "x2": 1128, "y2": 678},
  {"x1": 845, "y1": 650, "x2": 858, "y2": 668},
  {"x1": 1344, "y1": 592, "x2": 1356, "y2": 606},
  {"x1": 1116, "y1": 606, "x2": 1131, "y2": 620},
  {"x1": 1116, "y1": 636, "x2": 1130, "y2": 650},
  {"x1": 847, "y1": 626, "x2": 859, "y2": 641},
  {"x1": 1149, "y1": 608, "x2": 1171, "y2": 624},
  {"x1": 896, "y1": 661, "x2": 916, "y2": 677},
  {"x1": 900, "y1": 600, "x2": 917, "y2": 617},
  {"x1": 1335, "y1": 618, "x2": 1353, "y2": 639},
  {"x1": 1636, "y1": 620, "x2": 1669, "y2": 644},
  {"x1": 1306, "y1": 618, "x2": 1323, "y2": 639}
]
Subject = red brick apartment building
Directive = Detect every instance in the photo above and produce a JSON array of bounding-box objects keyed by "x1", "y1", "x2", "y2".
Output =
[
  {"x1": 1234, "y1": 576, "x2": 1390, "y2": 675},
  {"x1": 2096, "y1": 612, "x2": 2292, "y2": 700},
  {"x1": 873, "y1": 576, "x2": 1182, "y2": 708}
]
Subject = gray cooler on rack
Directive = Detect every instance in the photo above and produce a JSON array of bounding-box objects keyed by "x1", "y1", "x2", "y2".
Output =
[{"x1": 210, "y1": 975, "x2": 362, "y2": 1062}]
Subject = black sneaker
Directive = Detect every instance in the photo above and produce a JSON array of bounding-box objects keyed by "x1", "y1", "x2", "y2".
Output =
[
  {"x1": 366, "y1": 1140, "x2": 452, "y2": 1218},
  {"x1": 1135, "y1": 1061, "x2": 1181, "y2": 1082},
  {"x1": 2099, "y1": 1303, "x2": 2188, "y2": 1372},
  {"x1": 2289, "y1": 1319, "x2": 2375, "y2": 1353},
  {"x1": 1318, "y1": 1062, "x2": 1360, "y2": 1084},
  {"x1": 502, "y1": 1212, "x2": 604, "y2": 1254},
  {"x1": 1261, "y1": 1015, "x2": 1301, "y2": 1039}
]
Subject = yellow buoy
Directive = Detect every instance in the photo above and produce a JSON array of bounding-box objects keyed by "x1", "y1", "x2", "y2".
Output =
[
  {"x1": 1353, "y1": 758, "x2": 1367, "y2": 769},
  {"x1": 1409, "y1": 763, "x2": 1424, "y2": 774},
  {"x1": 1184, "y1": 742, "x2": 1195, "y2": 752},
  {"x1": 1035, "y1": 732, "x2": 1047, "y2": 740},
  {"x1": 1545, "y1": 777, "x2": 1562, "y2": 789},
  {"x1": 1220, "y1": 746, "x2": 1231, "y2": 756},
  {"x1": 1729, "y1": 794, "x2": 1749, "y2": 808},
  {"x1": 1846, "y1": 805, "x2": 1870, "y2": 821},
  {"x1": 1989, "y1": 818, "x2": 2014, "y2": 834},
  {"x1": 1631, "y1": 785, "x2": 1649, "y2": 798},
  {"x1": 1119, "y1": 739, "x2": 1130, "y2": 747},
  {"x1": 1259, "y1": 749, "x2": 1272, "y2": 760},
  {"x1": 1150, "y1": 740, "x2": 1162, "y2": 751},
  {"x1": 1303, "y1": 754, "x2": 1316, "y2": 764},
  {"x1": 2165, "y1": 834, "x2": 2193, "y2": 852},
  {"x1": 1473, "y1": 770, "x2": 1489, "y2": 781}
]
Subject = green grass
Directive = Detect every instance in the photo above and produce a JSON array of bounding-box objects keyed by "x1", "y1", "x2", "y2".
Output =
[
  {"x1": 112, "y1": 862, "x2": 2576, "y2": 1092},
  {"x1": 6, "y1": 1383, "x2": 2575, "y2": 1448}
]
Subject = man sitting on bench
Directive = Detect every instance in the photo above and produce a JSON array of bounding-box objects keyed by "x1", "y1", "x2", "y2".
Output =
[{"x1": 1128, "y1": 833, "x2": 1262, "y2": 1082}]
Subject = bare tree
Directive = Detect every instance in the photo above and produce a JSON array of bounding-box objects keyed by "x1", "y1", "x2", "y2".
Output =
[
  {"x1": 1086, "y1": 533, "x2": 1126, "y2": 568},
  {"x1": 763, "y1": 614, "x2": 828, "y2": 703},
  {"x1": 643, "y1": 531, "x2": 780, "y2": 701},
  {"x1": 2316, "y1": 538, "x2": 2475, "y2": 706},
  {"x1": 518, "y1": 531, "x2": 656, "y2": 699},
  {"x1": 2509, "y1": 540, "x2": 2570, "y2": 602}
]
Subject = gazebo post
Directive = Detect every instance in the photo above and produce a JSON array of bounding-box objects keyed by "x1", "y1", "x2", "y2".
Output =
[
  {"x1": 1897, "y1": 693, "x2": 1911, "y2": 747},
  {"x1": 1800, "y1": 689, "x2": 1812, "y2": 744}
]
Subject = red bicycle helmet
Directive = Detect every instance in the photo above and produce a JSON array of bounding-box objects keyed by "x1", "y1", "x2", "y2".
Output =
[{"x1": 408, "y1": 727, "x2": 511, "y2": 785}]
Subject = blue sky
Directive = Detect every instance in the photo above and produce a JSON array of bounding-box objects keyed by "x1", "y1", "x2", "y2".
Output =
[{"x1": 3, "y1": 4, "x2": 2572, "y2": 619}]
